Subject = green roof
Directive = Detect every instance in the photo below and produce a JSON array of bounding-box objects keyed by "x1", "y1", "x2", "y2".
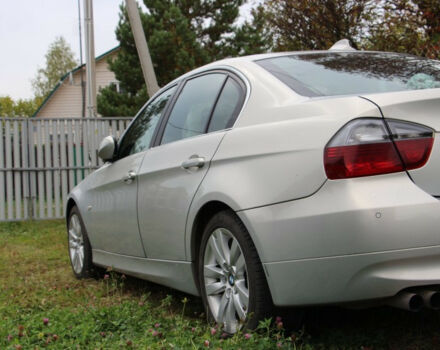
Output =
[{"x1": 32, "y1": 46, "x2": 120, "y2": 117}]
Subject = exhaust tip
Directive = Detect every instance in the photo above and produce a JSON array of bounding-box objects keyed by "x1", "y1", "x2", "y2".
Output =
[
  {"x1": 430, "y1": 293, "x2": 440, "y2": 309},
  {"x1": 387, "y1": 291, "x2": 424, "y2": 312},
  {"x1": 420, "y1": 290, "x2": 440, "y2": 310},
  {"x1": 408, "y1": 294, "x2": 424, "y2": 312}
]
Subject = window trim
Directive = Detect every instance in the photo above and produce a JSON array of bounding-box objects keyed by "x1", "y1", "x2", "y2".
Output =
[
  {"x1": 204, "y1": 76, "x2": 229, "y2": 133},
  {"x1": 116, "y1": 83, "x2": 178, "y2": 160},
  {"x1": 149, "y1": 81, "x2": 184, "y2": 149},
  {"x1": 152, "y1": 69, "x2": 246, "y2": 147},
  {"x1": 206, "y1": 75, "x2": 246, "y2": 133}
]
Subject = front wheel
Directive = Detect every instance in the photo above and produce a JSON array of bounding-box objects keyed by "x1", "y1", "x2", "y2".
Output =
[
  {"x1": 67, "y1": 206, "x2": 94, "y2": 278},
  {"x1": 198, "y1": 210, "x2": 272, "y2": 334}
]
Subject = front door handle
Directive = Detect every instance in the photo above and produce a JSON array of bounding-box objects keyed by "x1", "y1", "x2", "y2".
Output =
[
  {"x1": 123, "y1": 170, "x2": 137, "y2": 184},
  {"x1": 182, "y1": 156, "x2": 205, "y2": 170}
]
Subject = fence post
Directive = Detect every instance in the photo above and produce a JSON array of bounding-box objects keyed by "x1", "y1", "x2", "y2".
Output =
[
  {"x1": 27, "y1": 118, "x2": 36, "y2": 219},
  {"x1": 21, "y1": 119, "x2": 29, "y2": 219},
  {"x1": 0, "y1": 119, "x2": 4, "y2": 220}
]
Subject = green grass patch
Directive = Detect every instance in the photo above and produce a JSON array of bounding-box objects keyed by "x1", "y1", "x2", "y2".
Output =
[{"x1": 0, "y1": 220, "x2": 440, "y2": 349}]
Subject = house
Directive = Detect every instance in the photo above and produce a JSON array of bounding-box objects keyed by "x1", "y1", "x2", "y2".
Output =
[{"x1": 33, "y1": 46, "x2": 120, "y2": 118}]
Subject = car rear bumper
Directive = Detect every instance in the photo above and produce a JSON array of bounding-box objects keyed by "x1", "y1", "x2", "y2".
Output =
[
  {"x1": 237, "y1": 173, "x2": 440, "y2": 306},
  {"x1": 264, "y1": 245, "x2": 440, "y2": 306}
]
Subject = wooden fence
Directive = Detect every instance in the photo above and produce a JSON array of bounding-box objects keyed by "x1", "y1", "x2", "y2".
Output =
[{"x1": 0, "y1": 117, "x2": 132, "y2": 221}]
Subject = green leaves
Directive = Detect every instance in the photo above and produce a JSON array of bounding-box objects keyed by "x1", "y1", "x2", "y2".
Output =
[
  {"x1": 31, "y1": 36, "x2": 78, "y2": 100},
  {"x1": 366, "y1": 0, "x2": 440, "y2": 59},
  {"x1": 261, "y1": 0, "x2": 439, "y2": 59},
  {"x1": 0, "y1": 96, "x2": 40, "y2": 117},
  {"x1": 263, "y1": 0, "x2": 376, "y2": 51}
]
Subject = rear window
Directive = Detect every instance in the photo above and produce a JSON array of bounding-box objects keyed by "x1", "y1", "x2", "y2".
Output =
[{"x1": 256, "y1": 52, "x2": 440, "y2": 97}]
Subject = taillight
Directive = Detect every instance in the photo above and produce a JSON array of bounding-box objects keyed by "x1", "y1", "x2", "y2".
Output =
[
  {"x1": 387, "y1": 120, "x2": 434, "y2": 170},
  {"x1": 324, "y1": 118, "x2": 434, "y2": 180}
]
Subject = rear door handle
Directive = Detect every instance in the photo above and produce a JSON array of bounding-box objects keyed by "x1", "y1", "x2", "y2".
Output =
[
  {"x1": 181, "y1": 156, "x2": 205, "y2": 170},
  {"x1": 123, "y1": 170, "x2": 137, "y2": 184}
]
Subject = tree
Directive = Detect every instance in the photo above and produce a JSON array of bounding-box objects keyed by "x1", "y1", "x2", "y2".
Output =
[
  {"x1": 98, "y1": 0, "x2": 245, "y2": 116},
  {"x1": 0, "y1": 96, "x2": 14, "y2": 117},
  {"x1": 0, "y1": 96, "x2": 39, "y2": 117},
  {"x1": 142, "y1": 0, "x2": 245, "y2": 60},
  {"x1": 230, "y1": 4, "x2": 274, "y2": 56},
  {"x1": 367, "y1": 0, "x2": 440, "y2": 58},
  {"x1": 264, "y1": 0, "x2": 376, "y2": 51},
  {"x1": 416, "y1": 0, "x2": 440, "y2": 58},
  {"x1": 32, "y1": 36, "x2": 78, "y2": 99},
  {"x1": 14, "y1": 98, "x2": 40, "y2": 117}
]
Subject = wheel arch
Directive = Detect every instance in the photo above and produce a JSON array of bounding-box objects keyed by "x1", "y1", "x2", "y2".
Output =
[
  {"x1": 189, "y1": 201, "x2": 232, "y2": 294},
  {"x1": 190, "y1": 199, "x2": 275, "y2": 320},
  {"x1": 191, "y1": 201, "x2": 231, "y2": 259},
  {"x1": 65, "y1": 197, "x2": 77, "y2": 220},
  {"x1": 189, "y1": 200, "x2": 269, "y2": 298}
]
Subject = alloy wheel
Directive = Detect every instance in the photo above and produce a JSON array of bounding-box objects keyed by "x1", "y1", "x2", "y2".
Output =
[
  {"x1": 203, "y1": 228, "x2": 249, "y2": 334},
  {"x1": 68, "y1": 213, "x2": 85, "y2": 274}
]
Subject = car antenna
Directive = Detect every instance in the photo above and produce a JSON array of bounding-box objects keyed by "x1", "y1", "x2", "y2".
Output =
[{"x1": 329, "y1": 39, "x2": 356, "y2": 51}]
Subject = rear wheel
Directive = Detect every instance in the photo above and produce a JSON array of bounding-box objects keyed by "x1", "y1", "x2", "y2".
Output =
[
  {"x1": 198, "y1": 210, "x2": 272, "y2": 333},
  {"x1": 67, "y1": 206, "x2": 94, "y2": 278}
]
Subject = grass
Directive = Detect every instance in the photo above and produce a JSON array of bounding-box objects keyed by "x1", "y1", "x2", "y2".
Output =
[{"x1": 0, "y1": 220, "x2": 440, "y2": 349}]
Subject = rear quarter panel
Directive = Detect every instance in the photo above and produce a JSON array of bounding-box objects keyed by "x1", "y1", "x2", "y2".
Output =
[{"x1": 194, "y1": 97, "x2": 383, "y2": 211}]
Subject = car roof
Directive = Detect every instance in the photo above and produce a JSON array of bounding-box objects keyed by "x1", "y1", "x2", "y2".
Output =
[{"x1": 209, "y1": 49, "x2": 427, "y2": 66}]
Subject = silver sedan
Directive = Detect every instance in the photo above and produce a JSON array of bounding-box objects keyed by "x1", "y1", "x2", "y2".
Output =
[{"x1": 67, "y1": 42, "x2": 440, "y2": 333}]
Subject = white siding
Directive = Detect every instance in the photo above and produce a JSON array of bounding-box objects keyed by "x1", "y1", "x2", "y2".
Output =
[
  {"x1": 36, "y1": 79, "x2": 83, "y2": 118},
  {"x1": 96, "y1": 58, "x2": 117, "y2": 90}
]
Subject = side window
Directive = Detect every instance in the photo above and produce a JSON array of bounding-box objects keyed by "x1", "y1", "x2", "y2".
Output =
[
  {"x1": 208, "y1": 77, "x2": 244, "y2": 133},
  {"x1": 118, "y1": 86, "x2": 176, "y2": 158},
  {"x1": 161, "y1": 73, "x2": 226, "y2": 145}
]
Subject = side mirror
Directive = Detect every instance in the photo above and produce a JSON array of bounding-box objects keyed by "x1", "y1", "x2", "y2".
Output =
[{"x1": 98, "y1": 136, "x2": 117, "y2": 162}]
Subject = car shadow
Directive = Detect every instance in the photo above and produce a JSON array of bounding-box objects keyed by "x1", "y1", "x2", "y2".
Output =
[
  {"x1": 296, "y1": 305, "x2": 440, "y2": 348},
  {"x1": 108, "y1": 273, "x2": 440, "y2": 348}
]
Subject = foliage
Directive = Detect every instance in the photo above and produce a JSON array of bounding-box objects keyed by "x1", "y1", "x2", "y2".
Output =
[
  {"x1": 417, "y1": 0, "x2": 440, "y2": 57},
  {"x1": 1, "y1": 220, "x2": 440, "y2": 349},
  {"x1": 367, "y1": 0, "x2": 440, "y2": 58},
  {"x1": 31, "y1": 36, "x2": 78, "y2": 99},
  {"x1": 230, "y1": 4, "x2": 274, "y2": 56},
  {"x1": 98, "y1": 84, "x2": 148, "y2": 117},
  {"x1": 263, "y1": 0, "x2": 377, "y2": 51},
  {"x1": 261, "y1": 0, "x2": 439, "y2": 57},
  {"x1": 0, "y1": 96, "x2": 14, "y2": 117},
  {"x1": 0, "y1": 96, "x2": 40, "y2": 117},
  {"x1": 165, "y1": 0, "x2": 245, "y2": 61}
]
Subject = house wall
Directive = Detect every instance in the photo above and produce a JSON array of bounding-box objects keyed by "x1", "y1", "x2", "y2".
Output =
[{"x1": 35, "y1": 51, "x2": 118, "y2": 118}]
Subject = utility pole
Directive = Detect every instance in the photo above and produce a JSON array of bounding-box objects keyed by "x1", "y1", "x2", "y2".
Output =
[
  {"x1": 78, "y1": 0, "x2": 85, "y2": 118},
  {"x1": 84, "y1": 0, "x2": 97, "y2": 117},
  {"x1": 125, "y1": 0, "x2": 160, "y2": 97}
]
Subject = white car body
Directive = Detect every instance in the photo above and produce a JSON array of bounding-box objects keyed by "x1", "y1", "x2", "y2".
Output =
[{"x1": 67, "y1": 49, "x2": 440, "y2": 313}]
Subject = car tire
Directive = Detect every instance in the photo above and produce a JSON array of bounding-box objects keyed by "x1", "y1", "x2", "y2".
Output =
[
  {"x1": 67, "y1": 206, "x2": 94, "y2": 279},
  {"x1": 198, "y1": 209, "x2": 272, "y2": 333}
]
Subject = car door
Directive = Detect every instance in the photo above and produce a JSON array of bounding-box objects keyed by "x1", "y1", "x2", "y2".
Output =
[
  {"x1": 137, "y1": 71, "x2": 246, "y2": 260},
  {"x1": 84, "y1": 85, "x2": 177, "y2": 257}
]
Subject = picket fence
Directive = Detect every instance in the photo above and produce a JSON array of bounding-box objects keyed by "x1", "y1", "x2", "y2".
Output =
[{"x1": 0, "y1": 117, "x2": 132, "y2": 221}]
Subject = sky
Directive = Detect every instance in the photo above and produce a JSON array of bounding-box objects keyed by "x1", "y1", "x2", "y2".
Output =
[{"x1": 0, "y1": 0, "x2": 256, "y2": 101}]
